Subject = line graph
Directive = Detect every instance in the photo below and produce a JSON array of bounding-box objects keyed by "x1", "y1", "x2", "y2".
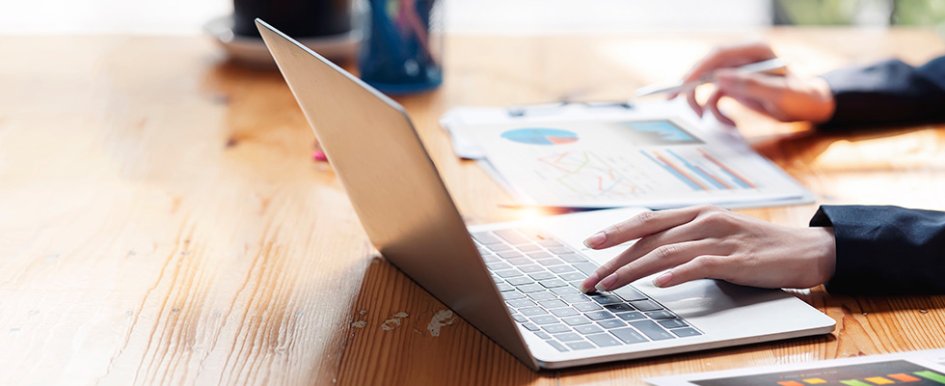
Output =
[{"x1": 534, "y1": 151, "x2": 654, "y2": 199}]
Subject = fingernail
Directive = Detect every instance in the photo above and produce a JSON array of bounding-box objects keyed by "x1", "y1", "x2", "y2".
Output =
[
  {"x1": 580, "y1": 273, "x2": 600, "y2": 293},
  {"x1": 595, "y1": 275, "x2": 616, "y2": 292},
  {"x1": 583, "y1": 232, "x2": 606, "y2": 248},
  {"x1": 653, "y1": 271, "x2": 673, "y2": 288}
]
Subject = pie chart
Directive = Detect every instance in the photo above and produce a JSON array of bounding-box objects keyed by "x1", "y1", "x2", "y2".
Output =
[{"x1": 501, "y1": 128, "x2": 579, "y2": 145}]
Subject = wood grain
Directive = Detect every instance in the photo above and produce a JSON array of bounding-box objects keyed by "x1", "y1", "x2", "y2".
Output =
[{"x1": 0, "y1": 28, "x2": 944, "y2": 385}]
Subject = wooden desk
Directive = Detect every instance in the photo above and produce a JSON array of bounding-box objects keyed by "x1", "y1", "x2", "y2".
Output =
[{"x1": 1, "y1": 28, "x2": 944, "y2": 385}]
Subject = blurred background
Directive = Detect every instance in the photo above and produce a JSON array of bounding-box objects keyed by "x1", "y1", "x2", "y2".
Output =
[{"x1": 2, "y1": 0, "x2": 944, "y2": 35}]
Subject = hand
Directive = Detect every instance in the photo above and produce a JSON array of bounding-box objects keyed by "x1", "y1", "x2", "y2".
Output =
[
  {"x1": 671, "y1": 41, "x2": 836, "y2": 126},
  {"x1": 579, "y1": 206, "x2": 837, "y2": 293}
]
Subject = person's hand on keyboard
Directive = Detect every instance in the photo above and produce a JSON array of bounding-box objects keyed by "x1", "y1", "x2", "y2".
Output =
[
  {"x1": 672, "y1": 41, "x2": 835, "y2": 126},
  {"x1": 579, "y1": 206, "x2": 837, "y2": 293}
]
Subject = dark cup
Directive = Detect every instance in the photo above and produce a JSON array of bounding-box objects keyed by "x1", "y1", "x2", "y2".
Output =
[{"x1": 233, "y1": 0, "x2": 352, "y2": 38}]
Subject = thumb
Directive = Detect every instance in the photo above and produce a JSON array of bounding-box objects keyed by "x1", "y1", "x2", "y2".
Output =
[{"x1": 716, "y1": 70, "x2": 784, "y2": 102}]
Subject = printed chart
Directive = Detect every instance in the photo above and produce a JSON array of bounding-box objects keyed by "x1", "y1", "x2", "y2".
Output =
[
  {"x1": 640, "y1": 147, "x2": 757, "y2": 191},
  {"x1": 533, "y1": 151, "x2": 654, "y2": 199},
  {"x1": 501, "y1": 128, "x2": 579, "y2": 145},
  {"x1": 692, "y1": 360, "x2": 945, "y2": 386}
]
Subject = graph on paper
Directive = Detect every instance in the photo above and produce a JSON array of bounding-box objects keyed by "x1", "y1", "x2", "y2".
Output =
[{"x1": 692, "y1": 360, "x2": 945, "y2": 386}]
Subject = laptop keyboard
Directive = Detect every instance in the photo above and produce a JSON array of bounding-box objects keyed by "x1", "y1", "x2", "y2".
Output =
[{"x1": 472, "y1": 229, "x2": 702, "y2": 353}]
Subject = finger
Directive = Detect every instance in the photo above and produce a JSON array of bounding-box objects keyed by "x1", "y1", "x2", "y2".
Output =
[
  {"x1": 653, "y1": 255, "x2": 729, "y2": 288},
  {"x1": 680, "y1": 41, "x2": 776, "y2": 84},
  {"x1": 686, "y1": 88, "x2": 703, "y2": 117},
  {"x1": 596, "y1": 240, "x2": 724, "y2": 292},
  {"x1": 581, "y1": 221, "x2": 712, "y2": 292},
  {"x1": 717, "y1": 71, "x2": 783, "y2": 103},
  {"x1": 705, "y1": 88, "x2": 736, "y2": 126},
  {"x1": 583, "y1": 206, "x2": 710, "y2": 250}
]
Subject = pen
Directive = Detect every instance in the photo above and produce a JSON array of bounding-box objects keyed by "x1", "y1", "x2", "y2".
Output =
[{"x1": 634, "y1": 58, "x2": 787, "y2": 97}]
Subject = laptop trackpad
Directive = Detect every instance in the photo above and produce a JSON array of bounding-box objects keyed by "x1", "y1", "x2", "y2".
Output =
[{"x1": 637, "y1": 278, "x2": 788, "y2": 319}]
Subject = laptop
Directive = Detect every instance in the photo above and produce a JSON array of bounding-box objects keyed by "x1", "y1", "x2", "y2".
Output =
[{"x1": 256, "y1": 19, "x2": 836, "y2": 370}]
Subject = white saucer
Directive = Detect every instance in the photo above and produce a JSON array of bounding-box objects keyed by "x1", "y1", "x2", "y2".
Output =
[{"x1": 204, "y1": 15, "x2": 362, "y2": 67}]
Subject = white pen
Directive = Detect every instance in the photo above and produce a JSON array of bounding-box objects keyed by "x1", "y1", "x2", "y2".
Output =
[{"x1": 634, "y1": 58, "x2": 787, "y2": 97}]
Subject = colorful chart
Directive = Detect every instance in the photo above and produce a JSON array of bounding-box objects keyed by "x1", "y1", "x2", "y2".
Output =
[
  {"x1": 623, "y1": 120, "x2": 703, "y2": 145},
  {"x1": 640, "y1": 148, "x2": 756, "y2": 191},
  {"x1": 692, "y1": 360, "x2": 945, "y2": 386},
  {"x1": 501, "y1": 128, "x2": 579, "y2": 146}
]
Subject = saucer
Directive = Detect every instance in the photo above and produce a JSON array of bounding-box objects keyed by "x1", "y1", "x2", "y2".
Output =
[{"x1": 204, "y1": 15, "x2": 362, "y2": 67}]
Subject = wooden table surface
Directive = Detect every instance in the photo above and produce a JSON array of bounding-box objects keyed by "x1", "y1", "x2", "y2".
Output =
[{"x1": 2, "y1": 28, "x2": 945, "y2": 385}]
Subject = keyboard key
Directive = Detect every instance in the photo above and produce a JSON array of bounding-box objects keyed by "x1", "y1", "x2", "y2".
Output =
[
  {"x1": 528, "y1": 292, "x2": 557, "y2": 301},
  {"x1": 502, "y1": 291, "x2": 525, "y2": 300},
  {"x1": 507, "y1": 299, "x2": 536, "y2": 308},
  {"x1": 516, "y1": 244, "x2": 541, "y2": 252},
  {"x1": 551, "y1": 286, "x2": 580, "y2": 295},
  {"x1": 585, "y1": 311, "x2": 616, "y2": 321},
  {"x1": 575, "y1": 324, "x2": 604, "y2": 335},
  {"x1": 494, "y1": 229, "x2": 530, "y2": 245},
  {"x1": 507, "y1": 257, "x2": 531, "y2": 266},
  {"x1": 536, "y1": 258, "x2": 565, "y2": 266},
  {"x1": 553, "y1": 332, "x2": 584, "y2": 342},
  {"x1": 629, "y1": 300, "x2": 663, "y2": 312},
  {"x1": 611, "y1": 327, "x2": 648, "y2": 344},
  {"x1": 549, "y1": 265, "x2": 575, "y2": 274},
  {"x1": 491, "y1": 276, "x2": 503, "y2": 283},
  {"x1": 658, "y1": 319, "x2": 688, "y2": 329},
  {"x1": 512, "y1": 314, "x2": 526, "y2": 323},
  {"x1": 572, "y1": 302, "x2": 602, "y2": 312},
  {"x1": 559, "y1": 272, "x2": 586, "y2": 281},
  {"x1": 589, "y1": 294, "x2": 623, "y2": 305},
  {"x1": 559, "y1": 294, "x2": 592, "y2": 304},
  {"x1": 572, "y1": 262, "x2": 598, "y2": 275},
  {"x1": 567, "y1": 280, "x2": 585, "y2": 288},
  {"x1": 558, "y1": 253, "x2": 589, "y2": 264},
  {"x1": 534, "y1": 331, "x2": 552, "y2": 339},
  {"x1": 546, "y1": 340, "x2": 569, "y2": 352},
  {"x1": 518, "y1": 284, "x2": 546, "y2": 293},
  {"x1": 645, "y1": 311, "x2": 675, "y2": 319},
  {"x1": 472, "y1": 232, "x2": 502, "y2": 244},
  {"x1": 597, "y1": 319, "x2": 627, "y2": 329},
  {"x1": 629, "y1": 320, "x2": 675, "y2": 341},
  {"x1": 542, "y1": 323, "x2": 570, "y2": 334},
  {"x1": 519, "y1": 307, "x2": 548, "y2": 316},
  {"x1": 495, "y1": 270, "x2": 523, "y2": 278},
  {"x1": 538, "y1": 239, "x2": 564, "y2": 248},
  {"x1": 526, "y1": 251, "x2": 551, "y2": 259},
  {"x1": 672, "y1": 328, "x2": 702, "y2": 337},
  {"x1": 529, "y1": 272, "x2": 556, "y2": 281},
  {"x1": 497, "y1": 250, "x2": 525, "y2": 259},
  {"x1": 519, "y1": 265, "x2": 544, "y2": 273},
  {"x1": 538, "y1": 299, "x2": 569, "y2": 309},
  {"x1": 487, "y1": 261, "x2": 512, "y2": 271},
  {"x1": 561, "y1": 315, "x2": 591, "y2": 326},
  {"x1": 616, "y1": 312, "x2": 646, "y2": 321},
  {"x1": 486, "y1": 243, "x2": 513, "y2": 252},
  {"x1": 566, "y1": 341, "x2": 596, "y2": 350},
  {"x1": 539, "y1": 279, "x2": 568, "y2": 288},
  {"x1": 550, "y1": 308, "x2": 580, "y2": 317},
  {"x1": 482, "y1": 255, "x2": 499, "y2": 263},
  {"x1": 507, "y1": 276, "x2": 533, "y2": 286},
  {"x1": 586, "y1": 333, "x2": 622, "y2": 347},
  {"x1": 522, "y1": 322, "x2": 540, "y2": 331},
  {"x1": 548, "y1": 246, "x2": 574, "y2": 254},
  {"x1": 531, "y1": 315, "x2": 559, "y2": 325},
  {"x1": 604, "y1": 303, "x2": 635, "y2": 313},
  {"x1": 496, "y1": 283, "x2": 515, "y2": 292},
  {"x1": 613, "y1": 285, "x2": 649, "y2": 301}
]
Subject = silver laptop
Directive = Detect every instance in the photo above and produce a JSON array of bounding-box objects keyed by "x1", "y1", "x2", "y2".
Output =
[{"x1": 256, "y1": 19, "x2": 836, "y2": 370}]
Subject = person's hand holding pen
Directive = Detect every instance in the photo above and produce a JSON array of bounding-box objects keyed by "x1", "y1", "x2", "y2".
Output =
[{"x1": 668, "y1": 41, "x2": 836, "y2": 126}]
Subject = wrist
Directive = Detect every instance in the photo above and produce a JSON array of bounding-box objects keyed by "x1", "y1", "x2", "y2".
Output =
[
  {"x1": 808, "y1": 77, "x2": 836, "y2": 124},
  {"x1": 810, "y1": 227, "x2": 837, "y2": 285}
]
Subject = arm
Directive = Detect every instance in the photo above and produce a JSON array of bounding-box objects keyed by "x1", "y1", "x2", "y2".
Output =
[
  {"x1": 810, "y1": 205, "x2": 945, "y2": 295},
  {"x1": 820, "y1": 56, "x2": 945, "y2": 130}
]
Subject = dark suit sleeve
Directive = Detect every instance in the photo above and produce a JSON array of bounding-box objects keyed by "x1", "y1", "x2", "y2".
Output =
[
  {"x1": 818, "y1": 56, "x2": 945, "y2": 130},
  {"x1": 809, "y1": 205, "x2": 945, "y2": 295}
]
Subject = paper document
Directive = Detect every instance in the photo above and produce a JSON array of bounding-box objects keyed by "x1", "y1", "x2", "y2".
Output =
[
  {"x1": 647, "y1": 349, "x2": 945, "y2": 386},
  {"x1": 441, "y1": 102, "x2": 813, "y2": 209}
]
